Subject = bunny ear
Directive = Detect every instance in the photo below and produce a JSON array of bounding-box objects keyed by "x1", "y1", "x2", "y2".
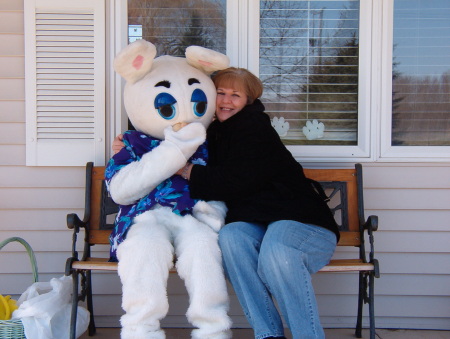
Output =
[
  {"x1": 185, "y1": 46, "x2": 230, "y2": 75},
  {"x1": 113, "y1": 39, "x2": 157, "y2": 83}
]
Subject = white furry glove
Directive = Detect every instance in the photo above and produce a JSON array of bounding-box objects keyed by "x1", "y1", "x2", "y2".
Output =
[
  {"x1": 164, "y1": 123, "x2": 206, "y2": 160},
  {"x1": 193, "y1": 201, "x2": 228, "y2": 233}
]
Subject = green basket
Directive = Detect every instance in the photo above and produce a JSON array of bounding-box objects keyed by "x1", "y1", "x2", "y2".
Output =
[
  {"x1": 0, "y1": 319, "x2": 26, "y2": 339},
  {"x1": 0, "y1": 237, "x2": 39, "y2": 339}
]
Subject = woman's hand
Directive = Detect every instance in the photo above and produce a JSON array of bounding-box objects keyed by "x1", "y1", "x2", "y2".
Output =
[
  {"x1": 176, "y1": 163, "x2": 193, "y2": 180},
  {"x1": 112, "y1": 134, "x2": 125, "y2": 154}
]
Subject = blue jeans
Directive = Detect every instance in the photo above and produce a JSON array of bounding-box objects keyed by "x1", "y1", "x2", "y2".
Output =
[{"x1": 218, "y1": 220, "x2": 337, "y2": 339}]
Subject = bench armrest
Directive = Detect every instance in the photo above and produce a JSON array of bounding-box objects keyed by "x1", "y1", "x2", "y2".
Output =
[
  {"x1": 67, "y1": 213, "x2": 88, "y2": 233},
  {"x1": 363, "y1": 215, "x2": 378, "y2": 232},
  {"x1": 360, "y1": 215, "x2": 379, "y2": 277}
]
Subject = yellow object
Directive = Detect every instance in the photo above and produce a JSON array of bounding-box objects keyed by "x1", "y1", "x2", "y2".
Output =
[{"x1": 0, "y1": 294, "x2": 18, "y2": 320}]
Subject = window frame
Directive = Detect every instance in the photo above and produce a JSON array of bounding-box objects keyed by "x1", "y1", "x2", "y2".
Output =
[
  {"x1": 243, "y1": 0, "x2": 373, "y2": 162},
  {"x1": 108, "y1": 0, "x2": 450, "y2": 164},
  {"x1": 379, "y1": 0, "x2": 450, "y2": 162}
]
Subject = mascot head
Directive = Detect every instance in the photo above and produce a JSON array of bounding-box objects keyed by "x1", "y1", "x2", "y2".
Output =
[{"x1": 113, "y1": 39, "x2": 230, "y2": 139}]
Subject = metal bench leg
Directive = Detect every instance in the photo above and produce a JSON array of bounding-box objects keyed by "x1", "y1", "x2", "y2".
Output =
[
  {"x1": 86, "y1": 270, "x2": 97, "y2": 336},
  {"x1": 70, "y1": 270, "x2": 79, "y2": 339},
  {"x1": 355, "y1": 272, "x2": 364, "y2": 338},
  {"x1": 369, "y1": 273, "x2": 375, "y2": 339}
]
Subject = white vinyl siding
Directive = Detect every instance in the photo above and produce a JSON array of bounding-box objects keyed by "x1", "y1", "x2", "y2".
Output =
[{"x1": 24, "y1": 0, "x2": 106, "y2": 166}]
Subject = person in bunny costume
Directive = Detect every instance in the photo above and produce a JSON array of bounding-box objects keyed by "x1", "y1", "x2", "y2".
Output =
[{"x1": 105, "y1": 39, "x2": 231, "y2": 339}]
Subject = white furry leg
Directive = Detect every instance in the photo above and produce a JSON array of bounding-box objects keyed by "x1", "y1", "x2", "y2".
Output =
[
  {"x1": 174, "y1": 216, "x2": 232, "y2": 339},
  {"x1": 117, "y1": 214, "x2": 175, "y2": 339}
]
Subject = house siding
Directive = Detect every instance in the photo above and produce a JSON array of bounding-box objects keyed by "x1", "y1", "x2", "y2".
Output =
[{"x1": 0, "y1": 0, "x2": 449, "y2": 331}]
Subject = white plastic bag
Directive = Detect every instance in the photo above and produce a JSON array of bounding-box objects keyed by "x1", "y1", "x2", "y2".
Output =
[{"x1": 12, "y1": 275, "x2": 89, "y2": 339}]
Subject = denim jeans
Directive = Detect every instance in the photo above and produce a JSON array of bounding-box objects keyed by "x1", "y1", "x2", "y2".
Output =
[{"x1": 218, "y1": 220, "x2": 337, "y2": 339}]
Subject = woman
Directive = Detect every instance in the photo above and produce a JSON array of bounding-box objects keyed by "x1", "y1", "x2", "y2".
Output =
[
  {"x1": 179, "y1": 68, "x2": 339, "y2": 339},
  {"x1": 115, "y1": 68, "x2": 340, "y2": 339}
]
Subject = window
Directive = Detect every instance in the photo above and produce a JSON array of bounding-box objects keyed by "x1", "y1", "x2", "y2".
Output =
[
  {"x1": 127, "y1": 0, "x2": 226, "y2": 55},
  {"x1": 381, "y1": 0, "x2": 450, "y2": 160},
  {"x1": 247, "y1": 0, "x2": 372, "y2": 160},
  {"x1": 121, "y1": 0, "x2": 372, "y2": 161},
  {"x1": 25, "y1": 0, "x2": 450, "y2": 165},
  {"x1": 259, "y1": 0, "x2": 360, "y2": 146},
  {"x1": 391, "y1": 0, "x2": 450, "y2": 146}
]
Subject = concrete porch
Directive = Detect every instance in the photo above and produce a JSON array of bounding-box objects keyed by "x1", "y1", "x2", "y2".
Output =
[{"x1": 79, "y1": 327, "x2": 450, "y2": 338}]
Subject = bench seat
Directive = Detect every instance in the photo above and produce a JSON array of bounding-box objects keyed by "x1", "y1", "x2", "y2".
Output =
[{"x1": 72, "y1": 257, "x2": 376, "y2": 273}]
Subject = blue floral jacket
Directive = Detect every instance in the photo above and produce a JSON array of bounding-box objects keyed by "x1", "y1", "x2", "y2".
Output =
[{"x1": 105, "y1": 130, "x2": 208, "y2": 261}]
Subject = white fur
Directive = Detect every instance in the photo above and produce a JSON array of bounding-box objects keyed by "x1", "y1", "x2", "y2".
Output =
[
  {"x1": 117, "y1": 208, "x2": 231, "y2": 339},
  {"x1": 111, "y1": 40, "x2": 231, "y2": 339},
  {"x1": 114, "y1": 39, "x2": 157, "y2": 84},
  {"x1": 185, "y1": 46, "x2": 230, "y2": 75},
  {"x1": 122, "y1": 56, "x2": 217, "y2": 140},
  {"x1": 192, "y1": 201, "x2": 228, "y2": 233},
  {"x1": 163, "y1": 123, "x2": 207, "y2": 159}
]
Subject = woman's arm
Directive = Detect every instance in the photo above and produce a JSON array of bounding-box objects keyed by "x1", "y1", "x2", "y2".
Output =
[{"x1": 189, "y1": 118, "x2": 282, "y2": 201}]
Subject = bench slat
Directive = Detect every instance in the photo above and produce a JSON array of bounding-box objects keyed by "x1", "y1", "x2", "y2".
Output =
[
  {"x1": 88, "y1": 230, "x2": 362, "y2": 247},
  {"x1": 320, "y1": 260, "x2": 375, "y2": 272},
  {"x1": 72, "y1": 259, "x2": 117, "y2": 271},
  {"x1": 72, "y1": 257, "x2": 374, "y2": 273}
]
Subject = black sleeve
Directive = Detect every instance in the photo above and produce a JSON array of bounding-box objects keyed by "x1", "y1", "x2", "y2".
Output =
[{"x1": 189, "y1": 117, "x2": 283, "y2": 201}]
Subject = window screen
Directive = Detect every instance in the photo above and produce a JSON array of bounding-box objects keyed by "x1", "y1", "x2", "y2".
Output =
[
  {"x1": 259, "y1": 0, "x2": 360, "y2": 145},
  {"x1": 392, "y1": 0, "x2": 450, "y2": 146}
]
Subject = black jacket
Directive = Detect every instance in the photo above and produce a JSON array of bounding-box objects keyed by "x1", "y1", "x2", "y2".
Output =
[{"x1": 190, "y1": 100, "x2": 340, "y2": 241}]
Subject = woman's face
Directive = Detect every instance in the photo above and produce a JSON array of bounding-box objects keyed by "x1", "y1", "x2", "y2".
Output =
[{"x1": 215, "y1": 86, "x2": 248, "y2": 122}]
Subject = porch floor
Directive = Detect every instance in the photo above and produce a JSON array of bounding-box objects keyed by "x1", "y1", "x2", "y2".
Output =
[{"x1": 79, "y1": 327, "x2": 450, "y2": 338}]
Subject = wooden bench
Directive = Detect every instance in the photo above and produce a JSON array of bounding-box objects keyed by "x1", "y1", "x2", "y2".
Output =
[{"x1": 65, "y1": 162, "x2": 380, "y2": 339}]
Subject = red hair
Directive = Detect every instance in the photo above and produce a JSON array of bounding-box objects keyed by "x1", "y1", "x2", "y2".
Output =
[{"x1": 212, "y1": 67, "x2": 263, "y2": 104}]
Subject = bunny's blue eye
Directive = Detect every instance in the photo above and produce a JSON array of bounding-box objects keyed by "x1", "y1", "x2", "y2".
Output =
[
  {"x1": 191, "y1": 89, "x2": 207, "y2": 117},
  {"x1": 154, "y1": 93, "x2": 177, "y2": 120}
]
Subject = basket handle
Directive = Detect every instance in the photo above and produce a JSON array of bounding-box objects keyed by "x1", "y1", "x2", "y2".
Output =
[{"x1": 0, "y1": 237, "x2": 39, "y2": 283}]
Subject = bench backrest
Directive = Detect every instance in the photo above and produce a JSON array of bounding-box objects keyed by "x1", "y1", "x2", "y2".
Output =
[
  {"x1": 304, "y1": 167, "x2": 363, "y2": 246},
  {"x1": 83, "y1": 163, "x2": 364, "y2": 247}
]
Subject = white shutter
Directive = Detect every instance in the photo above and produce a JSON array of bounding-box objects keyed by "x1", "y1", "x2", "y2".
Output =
[{"x1": 25, "y1": 0, "x2": 105, "y2": 166}]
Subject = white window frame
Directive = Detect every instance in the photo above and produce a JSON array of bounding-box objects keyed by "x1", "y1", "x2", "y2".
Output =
[
  {"x1": 109, "y1": 0, "x2": 241, "y2": 156},
  {"x1": 379, "y1": 0, "x2": 450, "y2": 162},
  {"x1": 105, "y1": 0, "x2": 126, "y2": 160},
  {"x1": 108, "y1": 0, "x2": 450, "y2": 164},
  {"x1": 245, "y1": 0, "x2": 374, "y2": 163}
]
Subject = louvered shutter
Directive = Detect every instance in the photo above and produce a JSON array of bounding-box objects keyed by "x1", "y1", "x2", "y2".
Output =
[{"x1": 25, "y1": 0, "x2": 105, "y2": 166}]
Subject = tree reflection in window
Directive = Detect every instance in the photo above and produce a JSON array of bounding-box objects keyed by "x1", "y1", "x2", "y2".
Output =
[
  {"x1": 260, "y1": 0, "x2": 360, "y2": 145},
  {"x1": 127, "y1": 0, "x2": 226, "y2": 56}
]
